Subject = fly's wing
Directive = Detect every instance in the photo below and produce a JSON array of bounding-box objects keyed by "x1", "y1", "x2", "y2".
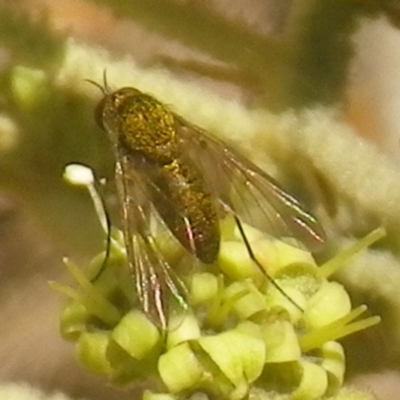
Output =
[
  {"x1": 176, "y1": 117, "x2": 325, "y2": 249},
  {"x1": 115, "y1": 147, "x2": 189, "y2": 329}
]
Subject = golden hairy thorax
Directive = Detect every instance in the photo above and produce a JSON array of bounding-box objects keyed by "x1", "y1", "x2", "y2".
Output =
[{"x1": 103, "y1": 88, "x2": 178, "y2": 164}]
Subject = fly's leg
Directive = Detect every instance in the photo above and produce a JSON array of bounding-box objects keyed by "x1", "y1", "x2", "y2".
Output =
[
  {"x1": 89, "y1": 177, "x2": 113, "y2": 282},
  {"x1": 233, "y1": 214, "x2": 303, "y2": 312}
]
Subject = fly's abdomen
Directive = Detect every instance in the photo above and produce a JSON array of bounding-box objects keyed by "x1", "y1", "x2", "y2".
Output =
[{"x1": 148, "y1": 159, "x2": 220, "y2": 264}]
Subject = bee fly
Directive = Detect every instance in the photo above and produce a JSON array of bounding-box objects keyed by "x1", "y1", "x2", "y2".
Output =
[{"x1": 88, "y1": 76, "x2": 325, "y2": 329}]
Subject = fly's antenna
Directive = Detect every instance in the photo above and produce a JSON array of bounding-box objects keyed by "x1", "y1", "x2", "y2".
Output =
[
  {"x1": 85, "y1": 69, "x2": 110, "y2": 95},
  {"x1": 102, "y1": 69, "x2": 110, "y2": 93},
  {"x1": 233, "y1": 214, "x2": 304, "y2": 312}
]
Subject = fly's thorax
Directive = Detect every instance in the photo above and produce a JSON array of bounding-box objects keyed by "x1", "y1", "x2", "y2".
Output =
[{"x1": 98, "y1": 87, "x2": 179, "y2": 164}]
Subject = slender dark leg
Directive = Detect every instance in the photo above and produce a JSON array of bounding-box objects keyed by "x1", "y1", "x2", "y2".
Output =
[{"x1": 233, "y1": 214, "x2": 303, "y2": 312}]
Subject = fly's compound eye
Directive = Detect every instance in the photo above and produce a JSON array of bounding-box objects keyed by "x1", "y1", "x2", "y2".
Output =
[{"x1": 94, "y1": 97, "x2": 107, "y2": 130}]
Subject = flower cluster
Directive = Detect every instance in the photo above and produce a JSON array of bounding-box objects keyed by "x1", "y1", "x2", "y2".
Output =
[{"x1": 52, "y1": 165, "x2": 382, "y2": 400}]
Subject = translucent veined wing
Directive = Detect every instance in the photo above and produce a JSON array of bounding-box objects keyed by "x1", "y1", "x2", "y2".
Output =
[
  {"x1": 114, "y1": 145, "x2": 190, "y2": 329},
  {"x1": 175, "y1": 116, "x2": 325, "y2": 249}
]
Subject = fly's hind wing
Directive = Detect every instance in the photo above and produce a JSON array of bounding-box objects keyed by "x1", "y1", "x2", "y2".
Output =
[
  {"x1": 175, "y1": 116, "x2": 325, "y2": 250},
  {"x1": 115, "y1": 146, "x2": 189, "y2": 330}
]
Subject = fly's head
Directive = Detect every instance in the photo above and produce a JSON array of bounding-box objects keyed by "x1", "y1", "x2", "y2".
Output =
[{"x1": 94, "y1": 87, "x2": 141, "y2": 143}]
